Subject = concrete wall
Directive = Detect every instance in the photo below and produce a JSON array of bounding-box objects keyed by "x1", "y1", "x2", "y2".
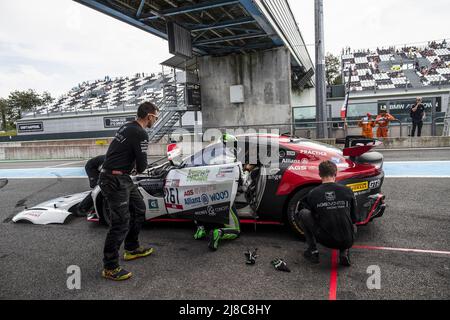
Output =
[
  {"x1": 16, "y1": 112, "x2": 136, "y2": 135},
  {"x1": 291, "y1": 87, "x2": 316, "y2": 107},
  {"x1": 0, "y1": 138, "x2": 168, "y2": 160},
  {"x1": 199, "y1": 47, "x2": 292, "y2": 132}
]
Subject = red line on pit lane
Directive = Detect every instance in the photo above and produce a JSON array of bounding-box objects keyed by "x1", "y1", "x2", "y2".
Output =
[
  {"x1": 328, "y1": 244, "x2": 450, "y2": 300},
  {"x1": 329, "y1": 250, "x2": 338, "y2": 301}
]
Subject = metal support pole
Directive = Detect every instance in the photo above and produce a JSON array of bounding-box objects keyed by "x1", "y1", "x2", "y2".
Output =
[
  {"x1": 315, "y1": 0, "x2": 328, "y2": 138},
  {"x1": 431, "y1": 97, "x2": 437, "y2": 136}
]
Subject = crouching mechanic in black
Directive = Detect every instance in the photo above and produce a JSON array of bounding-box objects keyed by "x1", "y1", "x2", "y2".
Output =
[
  {"x1": 75, "y1": 154, "x2": 106, "y2": 216},
  {"x1": 99, "y1": 102, "x2": 159, "y2": 281},
  {"x1": 296, "y1": 160, "x2": 357, "y2": 267}
]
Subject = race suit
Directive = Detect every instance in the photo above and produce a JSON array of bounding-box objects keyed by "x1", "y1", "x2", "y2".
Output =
[{"x1": 375, "y1": 113, "x2": 396, "y2": 138}]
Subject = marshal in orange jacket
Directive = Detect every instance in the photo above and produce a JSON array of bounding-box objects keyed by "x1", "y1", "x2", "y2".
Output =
[
  {"x1": 375, "y1": 113, "x2": 396, "y2": 138},
  {"x1": 358, "y1": 118, "x2": 376, "y2": 138}
]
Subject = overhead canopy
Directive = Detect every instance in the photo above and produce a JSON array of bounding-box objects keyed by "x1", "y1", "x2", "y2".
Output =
[
  {"x1": 74, "y1": 0, "x2": 314, "y2": 84},
  {"x1": 161, "y1": 55, "x2": 198, "y2": 70}
]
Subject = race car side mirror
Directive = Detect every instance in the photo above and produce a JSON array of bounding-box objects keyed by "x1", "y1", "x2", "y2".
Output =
[{"x1": 167, "y1": 143, "x2": 183, "y2": 166}]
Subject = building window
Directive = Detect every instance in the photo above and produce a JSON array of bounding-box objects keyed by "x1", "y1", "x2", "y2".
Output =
[
  {"x1": 346, "y1": 103, "x2": 378, "y2": 120},
  {"x1": 293, "y1": 106, "x2": 316, "y2": 128}
]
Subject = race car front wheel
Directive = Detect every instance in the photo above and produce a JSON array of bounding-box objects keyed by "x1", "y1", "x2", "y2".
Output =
[{"x1": 286, "y1": 186, "x2": 315, "y2": 239}]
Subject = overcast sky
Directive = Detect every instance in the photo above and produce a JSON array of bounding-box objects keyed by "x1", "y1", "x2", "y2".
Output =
[{"x1": 1, "y1": 0, "x2": 449, "y2": 98}]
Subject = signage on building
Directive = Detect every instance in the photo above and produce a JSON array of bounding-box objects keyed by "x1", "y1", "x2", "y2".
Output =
[
  {"x1": 17, "y1": 122, "x2": 44, "y2": 133},
  {"x1": 104, "y1": 116, "x2": 135, "y2": 128},
  {"x1": 378, "y1": 98, "x2": 441, "y2": 113},
  {"x1": 378, "y1": 97, "x2": 441, "y2": 122}
]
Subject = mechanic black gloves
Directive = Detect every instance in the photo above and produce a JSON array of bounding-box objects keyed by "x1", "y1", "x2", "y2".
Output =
[
  {"x1": 271, "y1": 258, "x2": 291, "y2": 272},
  {"x1": 245, "y1": 248, "x2": 258, "y2": 265}
]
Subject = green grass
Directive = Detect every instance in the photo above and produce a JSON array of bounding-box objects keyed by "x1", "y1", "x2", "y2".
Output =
[{"x1": 0, "y1": 130, "x2": 16, "y2": 137}]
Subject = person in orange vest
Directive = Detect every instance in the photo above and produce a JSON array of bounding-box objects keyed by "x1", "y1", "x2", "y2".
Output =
[
  {"x1": 375, "y1": 106, "x2": 397, "y2": 138},
  {"x1": 358, "y1": 113, "x2": 375, "y2": 138}
]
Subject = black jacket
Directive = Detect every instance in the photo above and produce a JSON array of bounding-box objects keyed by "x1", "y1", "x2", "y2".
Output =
[
  {"x1": 103, "y1": 121, "x2": 149, "y2": 174},
  {"x1": 410, "y1": 103, "x2": 425, "y2": 122},
  {"x1": 85, "y1": 155, "x2": 106, "y2": 188},
  {"x1": 302, "y1": 183, "x2": 357, "y2": 246}
]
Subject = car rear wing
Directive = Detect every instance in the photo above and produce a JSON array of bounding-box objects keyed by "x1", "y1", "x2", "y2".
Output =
[{"x1": 336, "y1": 136, "x2": 382, "y2": 158}]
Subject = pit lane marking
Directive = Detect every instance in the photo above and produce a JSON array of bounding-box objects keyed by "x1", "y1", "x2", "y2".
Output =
[
  {"x1": 45, "y1": 161, "x2": 85, "y2": 168},
  {"x1": 329, "y1": 244, "x2": 450, "y2": 300},
  {"x1": 353, "y1": 245, "x2": 450, "y2": 256}
]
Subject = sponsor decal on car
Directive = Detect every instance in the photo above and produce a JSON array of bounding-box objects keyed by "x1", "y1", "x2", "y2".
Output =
[
  {"x1": 193, "y1": 204, "x2": 229, "y2": 218},
  {"x1": 201, "y1": 194, "x2": 209, "y2": 205},
  {"x1": 282, "y1": 159, "x2": 305, "y2": 165},
  {"x1": 300, "y1": 150, "x2": 327, "y2": 157},
  {"x1": 148, "y1": 199, "x2": 159, "y2": 210},
  {"x1": 207, "y1": 206, "x2": 216, "y2": 216},
  {"x1": 185, "y1": 197, "x2": 202, "y2": 206},
  {"x1": 208, "y1": 190, "x2": 229, "y2": 202},
  {"x1": 184, "y1": 189, "x2": 194, "y2": 196},
  {"x1": 165, "y1": 179, "x2": 180, "y2": 188},
  {"x1": 346, "y1": 181, "x2": 369, "y2": 192},
  {"x1": 216, "y1": 166, "x2": 235, "y2": 178},
  {"x1": 187, "y1": 169, "x2": 210, "y2": 182},
  {"x1": 369, "y1": 179, "x2": 381, "y2": 190},
  {"x1": 193, "y1": 185, "x2": 216, "y2": 195},
  {"x1": 289, "y1": 165, "x2": 307, "y2": 171},
  {"x1": 286, "y1": 150, "x2": 296, "y2": 157},
  {"x1": 165, "y1": 203, "x2": 183, "y2": 210},
  {"x1": 25, "y1": 211, "x2": 44, "y2": 218}
]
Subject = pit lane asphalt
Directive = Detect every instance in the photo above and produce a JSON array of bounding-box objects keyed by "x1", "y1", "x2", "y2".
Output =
[{"x1": 0, "y1": 151, "x2": 449, "y2": 300}]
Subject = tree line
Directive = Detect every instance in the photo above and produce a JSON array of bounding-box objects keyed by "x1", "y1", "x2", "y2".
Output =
[{"x1": 0, "y1": 90, "x2": 54, "y2": 131}]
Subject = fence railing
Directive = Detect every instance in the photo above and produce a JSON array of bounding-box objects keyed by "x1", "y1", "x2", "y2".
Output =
[{"x1": 169, "y1": 117, "x2": 450, "y2": 140}]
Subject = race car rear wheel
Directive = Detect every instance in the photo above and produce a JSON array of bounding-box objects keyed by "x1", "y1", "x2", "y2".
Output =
[
  {"x1": 99, "y1": 198, "x2": 111, "y2": 227},
  {"x1": 286, "y1": 186, "x2": 315, "y2": 239}
]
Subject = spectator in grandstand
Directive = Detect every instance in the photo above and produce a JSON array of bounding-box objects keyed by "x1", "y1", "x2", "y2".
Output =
[
  {"x1": 410, "y1": 97, "x2": 426, "y2": 137},
  {"x1": 358, "y1": 113, "x2": 376, "y2": 138},
  {"x1": 415, "y1": 60, "x2": 420, "y2": 72},
  {"x1": 375, "y1": 106, "x2": 397, "y2": 138}
]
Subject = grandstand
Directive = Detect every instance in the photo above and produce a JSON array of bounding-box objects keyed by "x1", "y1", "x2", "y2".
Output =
[
  {"x1": 23, "y1": 73, "x2": 165, "y2": 117},
  {"x1": 18, "y1": 69, "x2": 201, "y2": 142},
  {"x1": 341, "y1": 40, "x2": 450, "y2": 92}
]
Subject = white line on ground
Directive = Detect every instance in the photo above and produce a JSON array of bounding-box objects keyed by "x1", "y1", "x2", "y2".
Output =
[
  {"x1": 5, "y1": 176, "x2": 86, "y2": 179},
  {"x1": 353, "y1": 245, "x2": 450, "y2": 256},
  {"x1": 378, "y1": 147, "x2": 450, "y2": 151},
  {"x1": 46, "y1": 161, "x2": 85, "y2": 168}
]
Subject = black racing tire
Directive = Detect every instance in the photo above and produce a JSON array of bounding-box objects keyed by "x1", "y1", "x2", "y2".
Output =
[
  {"x1": 99, "y1": 197, "x2": 111, "y2": 227},
  {"x1": 286, "y1": 186, "x2": 316, "y2": 239}
]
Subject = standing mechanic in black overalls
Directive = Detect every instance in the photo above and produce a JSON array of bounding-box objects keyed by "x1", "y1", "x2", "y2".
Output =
[
  {"x1": 99, "y1": 102, "x2": 159, "y2": 281},
  {"x1": 296, "y1": 160, "x2": 357, "y2": 267},
  {"x1": 75, "y1": 154, "x2": 106, "y2": 216}
]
